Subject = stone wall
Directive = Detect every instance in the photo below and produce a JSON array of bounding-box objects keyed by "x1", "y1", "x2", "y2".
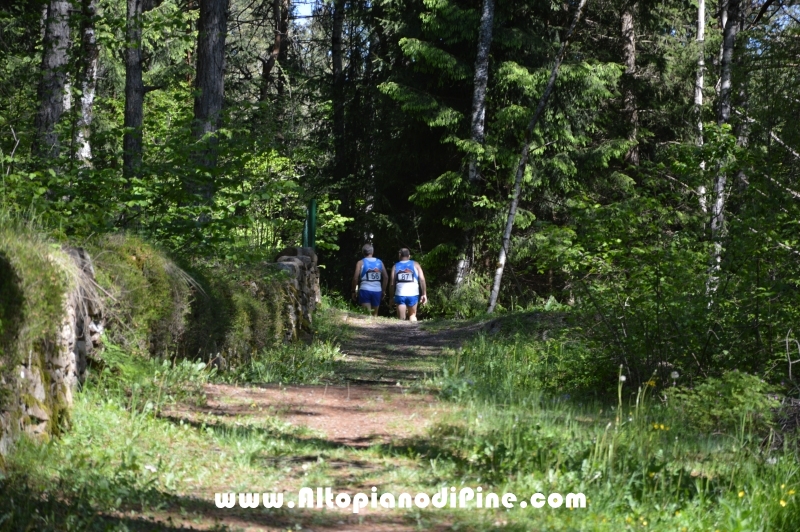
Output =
[
  {"x1": 273, "y1": 246, "x2": 321, "y2": 341},
  {"x1": 0, "y1": 246, "x2": 103, "y2": 457},
  {"x1": 1, "y1": 241, "x2": 320, "y2": 458}
]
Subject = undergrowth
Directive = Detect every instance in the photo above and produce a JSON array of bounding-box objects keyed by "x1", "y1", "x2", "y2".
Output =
[{"x1": 415, "y1": 310, "x2": 800, "y2": 531}]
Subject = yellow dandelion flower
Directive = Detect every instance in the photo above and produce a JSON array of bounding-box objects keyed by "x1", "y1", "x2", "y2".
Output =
[
  {"x1": 739, "y1": 491, "x2": 745, "y2": 498},
  {"x1": 780, "y1": 499, "x2": 787, "y2": 507},
  {"x1": 647, "y1": 380, "x2": 656, "y2": 387},
  {"x1": 649, "y1": 472, "x2": 655, "y2": 478},
  {"x1": 782, "y1": 484, "x2": 786, "y2": 489},
  {"x1": 675, "y1": 510, "x2": 680, "y2": 516},
  {"x1": 660, "y1": 424, "x2": 666, "y2": 430},
  {"x1": 789, "y1": 490, "x2": 796, "y2": 495},
  {"x1": 642, "y1": 521, "x2": 648, "y2": 526}
]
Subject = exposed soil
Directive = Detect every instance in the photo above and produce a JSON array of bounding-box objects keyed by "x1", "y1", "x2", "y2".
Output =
[{"x1": 152, "y1": 313, "x2": 485, "y2": 532}]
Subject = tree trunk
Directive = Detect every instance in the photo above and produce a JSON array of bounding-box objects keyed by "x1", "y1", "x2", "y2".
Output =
[
  {"x1": 332, "y1": 0, "x2": 346, "y2": 182},
  {"x1": 259, "y1": 0, "x2": 289, "y2": 101},
  {"x1": 193, "y1": 0, "x2": 228, "y2": 176},
  {"x1": 74, "y1": 0, "x2": 99, "y2": 165},
  {"x1": 455, "y1": 0, "x2": 494, "y2": 286},
  {"x1": 33, "y1": 0, "x2": 71, "y2": 158},
  {"x1": 621, "y1": 4, "x2": 638, "y2": 165},
  {"x1": 123, "y1": 0, "x2": 147, "y2": 179},
  {"x1": 707, "y1": 0, "x2": 739, "y2": 296},
  {"x1": 696, "y1": 0, "x2": 706, "y2": 213},
  {"x1": 487, "y1": 0, "x2": 588, "y2": 313}
]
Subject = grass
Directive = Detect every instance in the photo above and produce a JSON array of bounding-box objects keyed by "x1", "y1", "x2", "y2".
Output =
[
  {"x1": 3, "y1": 305, "x2": 800, "y2": 531},
  {"x1": 412, "y1": 311, "x2": 800, "y2": 531}
]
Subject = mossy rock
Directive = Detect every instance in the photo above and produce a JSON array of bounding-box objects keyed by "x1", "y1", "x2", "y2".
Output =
[
  {"x1": 181, "y1": 263, "x2": 293, "y2": 365},
  {"x1": 89, "y1": 234, "x2": 192, "y2": 358}
]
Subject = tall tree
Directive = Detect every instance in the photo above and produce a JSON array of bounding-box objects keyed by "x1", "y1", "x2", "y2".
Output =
[
  {"x1": 696, "y1": 0, "x2": 706, "y2": 212},
  {"x1": 621, "y1": 2, "x2": 638, "y2": 165},
  {"x1": 455, "y1": 0, "x2": 494, "y2": 286},
  {"x1": 33, "y1": 0, "x2": 71, "y2": 158},
  {"x1": 331, "y1": 0, "x2": 345, "y2": 183},
  {"x1": 708, "y1": 0, "x2": 739, "y2": 295},
  {"x1": 123, "y1": 0, "x2": 158, "y2": 179},
  {"x1": 74, "y1": 0, "x2": 99, "y2": 165},
  {"x1": 193, "y1": 0, "x2": 229, "y2": 173},
  {"x1": 487, "y1": 0, "x2": 589, "y2": 314},
  {"x1": 259, "y1": 0, "x2": 289, "y2": 101}
]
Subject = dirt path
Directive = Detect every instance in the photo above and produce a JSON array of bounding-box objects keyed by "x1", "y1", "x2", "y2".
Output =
[{"x1": 156, "y1": 313, "x2": 485, "y2": 532}]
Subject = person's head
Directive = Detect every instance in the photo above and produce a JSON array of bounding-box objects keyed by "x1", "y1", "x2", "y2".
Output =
[
  {"x1": 398, "y1": 247, "x2": 411, "y2": 260},
  {"x1": 362, "y1": 244, "x2": 374, "y2": 257}
]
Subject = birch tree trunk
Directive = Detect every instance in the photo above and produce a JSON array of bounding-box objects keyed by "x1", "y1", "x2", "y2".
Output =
[
  {"x1": 74, "y1": 0, "x2": 99, "y2": 165},
  {"x1": 621, "y1": 4, "x2": 638, "y2": 165},
  {"x1": 33, "y1": 0, "x2": 71, "y2": 159},
  {"x1": 486, "y1": 0, "x2": 589, "y2": 313},
  {"x1": 193, "y1": 0, "x2": 228, "y2": 175},
  {"x1": 696, "y1": 0, "x2": 706, "y2": 213},
  {"x1": 707, "y1": 0, "x2": 739, "y2": 296},
  {"x1": 455, "y1": 0, "x2": 494, "y2": 286}
]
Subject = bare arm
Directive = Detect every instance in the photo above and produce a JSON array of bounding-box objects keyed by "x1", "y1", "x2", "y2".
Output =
[
  {"x1": 351, "y1": 260, "x2": 362, "y2": 300},
  {"x1": 381, "y1": 263, "x2": 389, "y2": 295},
  {"x1": 389, "y1": 265, "x2": 396, "y2": 301},
  {"x1": 416, "y1": 263, "x2": 427, "y2": 304}
]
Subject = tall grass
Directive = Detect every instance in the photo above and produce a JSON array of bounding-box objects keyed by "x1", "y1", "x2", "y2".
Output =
[{"x1": 424, "y1": 313, "x2": 800, "y2": 531}]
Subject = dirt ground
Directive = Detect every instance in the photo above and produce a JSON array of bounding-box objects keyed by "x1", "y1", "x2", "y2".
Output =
[{"x1": 153, "y1": 313, "x2": 486, "y2": 532}]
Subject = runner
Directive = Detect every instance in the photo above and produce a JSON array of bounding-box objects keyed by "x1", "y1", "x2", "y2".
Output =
[
  {"x1": 389, "y1": 248, "x2": 427, "y2": 322},
  {"x1": 351, "y1": 244, "x2": 388, "y2": 316}
]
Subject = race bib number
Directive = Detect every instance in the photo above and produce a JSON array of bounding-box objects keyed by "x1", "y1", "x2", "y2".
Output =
[
  {"x1": 366, "y1": 271, "x2": 381, "y2": 281},
  {"x1": 397, "y1": 272, "x2": 413, "y2": 282}
]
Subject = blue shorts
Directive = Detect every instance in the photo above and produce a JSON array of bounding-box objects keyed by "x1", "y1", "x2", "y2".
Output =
[
  {"x1": 358, "y1": 290, "x2": 382, "y2": 307},
  {"x1": 394, "y1": 295, "x2": 419, "y2": 307}
]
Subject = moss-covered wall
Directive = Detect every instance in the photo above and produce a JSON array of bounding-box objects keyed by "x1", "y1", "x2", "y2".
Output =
[
  {"x1": 1, "y1": 230, "x2": 320, "y2": 458},
  {"x1": 0, "y1": 222, "x2": 97, "y2": 457}
]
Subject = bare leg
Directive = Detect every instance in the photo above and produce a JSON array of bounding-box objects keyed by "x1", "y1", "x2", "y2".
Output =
[
  {"x1": 360, "y1": 302, "x2": 374, "y2": 315},
  {"x1": 408, "y1": 304, "x2": 419, "y2": 322},
  {"x1": 396, "y1": 304, "x2": 407, "y2": 320}
]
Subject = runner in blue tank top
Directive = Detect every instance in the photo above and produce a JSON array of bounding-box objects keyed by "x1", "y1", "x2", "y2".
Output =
[
  {"x1": 389, "y1": 248, "x2": 428, "y2": 321},
  {"x1": 351, "y1": 243, "x2": 388, "y2": 316}
]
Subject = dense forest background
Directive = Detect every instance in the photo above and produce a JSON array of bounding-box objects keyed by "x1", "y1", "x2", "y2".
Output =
[{"x1": 2, "y1": 0, "x2": 800, "y2": 390}]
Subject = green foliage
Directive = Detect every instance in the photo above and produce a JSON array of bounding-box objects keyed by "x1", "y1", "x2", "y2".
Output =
[
  {"x1": 0, "y1": 215, "x2": 76, "y2": 425},
  {"x1": 437, "y1": 313, "x2": 603, "y2": 400},
  {"x1": 225, "y1": 340, "x2": 342, "y2": 385},
  {"x1": 423, "y1": 274, "x2": 489, "y2": 319},
  {"x1": 91, "y1": 336, "x2": 212, "y2": 415},
  {"x1": 181, "y1": 262, "x2": 293, "y2": 365},
  {"x1": 90, "y1": 233, "x2": 192, "y2": 358},
  {"x1": 665, "y1": 371, "x2": 780, "y2": 435}
]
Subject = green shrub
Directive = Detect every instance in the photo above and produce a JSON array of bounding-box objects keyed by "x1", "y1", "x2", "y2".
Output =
[
  {"x1": 422, "y1": 274, "x2": 489, "y2": 319},
  {"x1": 665, "y1": 370, "x2": 780, "y2": 434}
]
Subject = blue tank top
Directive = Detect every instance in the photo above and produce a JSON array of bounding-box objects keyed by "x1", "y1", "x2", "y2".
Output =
[
  {"x1": 394, "y1": 260, "x2": 419, "y2": 297},
  {"x1": 360, "y1": 257, "x2": 384, "y2": 292}
]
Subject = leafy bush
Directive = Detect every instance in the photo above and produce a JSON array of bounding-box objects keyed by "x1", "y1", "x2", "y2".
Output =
[
  {"x1": 422, "y1": 274, "x2": 489, "y2": 319},
  {"x1": 665, "y1": 370, "x2": 780, "y2": 434}
]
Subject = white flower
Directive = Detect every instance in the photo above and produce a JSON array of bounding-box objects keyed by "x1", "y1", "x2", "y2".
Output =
[
  {"x1": 144, "y1": 464, "x2": 157, "y2": 473},
  {"x1": 671, "y1": 371, "x2": 680, "y2": 380},
  {"x1": 619, "y1": 375, "x2": 627, "y2": 382}
]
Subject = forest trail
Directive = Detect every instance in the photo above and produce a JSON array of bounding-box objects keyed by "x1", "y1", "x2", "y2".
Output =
[{"x1": 158, "y1": 313, "x2": 485, "y2": 532}]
